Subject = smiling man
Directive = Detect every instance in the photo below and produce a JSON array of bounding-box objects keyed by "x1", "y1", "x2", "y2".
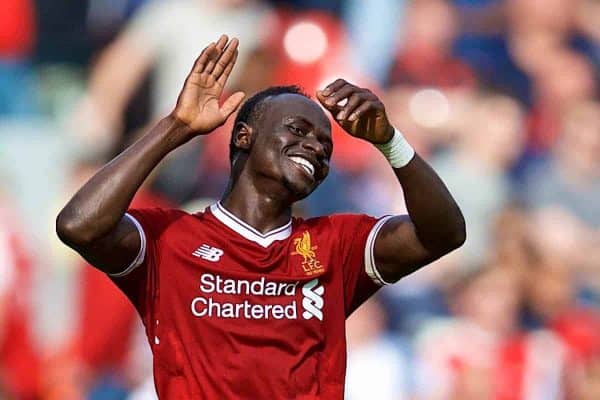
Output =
[{"x1": 56, "y1": 35, "x2": 465, "y2": 399}]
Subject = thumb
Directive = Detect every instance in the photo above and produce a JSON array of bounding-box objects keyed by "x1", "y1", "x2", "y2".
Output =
[{"x1": 220, "y1": 91, "x2": 246, "y2": 120}]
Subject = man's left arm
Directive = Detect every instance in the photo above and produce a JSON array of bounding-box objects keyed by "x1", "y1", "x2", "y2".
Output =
[{"x1": 317, "y1": 80, "x2": 466, "y2": 284}]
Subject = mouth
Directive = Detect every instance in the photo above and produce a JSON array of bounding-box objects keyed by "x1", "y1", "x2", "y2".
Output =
[{"x1": 288, "y1": 155, "x2": 316, "y2": 180}]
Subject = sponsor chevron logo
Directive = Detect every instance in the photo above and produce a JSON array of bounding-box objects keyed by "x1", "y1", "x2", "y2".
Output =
[{"x1": 301, "y1": 279, "x2": 325, "y2": 321}]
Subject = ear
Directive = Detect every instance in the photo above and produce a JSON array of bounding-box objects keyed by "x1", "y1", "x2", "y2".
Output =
[{"x1": 233, "y1": 122, "x2": 253, "y2": 152}]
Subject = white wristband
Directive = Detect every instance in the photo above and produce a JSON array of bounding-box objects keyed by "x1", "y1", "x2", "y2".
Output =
[{"x1": 374, "y1": 128, "x2": 415, "y2": 168}]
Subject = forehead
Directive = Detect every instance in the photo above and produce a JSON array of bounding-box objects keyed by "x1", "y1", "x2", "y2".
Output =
[{"x1": 262, "y1": 94, "x2": 331, "y2": 132}]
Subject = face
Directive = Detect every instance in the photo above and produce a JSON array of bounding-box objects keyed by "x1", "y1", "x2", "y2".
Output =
[
  {"x1": 244, "y1": 94, "x2": 333, "y2": 200},
  {"x1": 458, "y1": 266, "x2": 521, "y2": 336},
  {"x1": 408, "y1": 0, "x2": 457, "y2": 50}
]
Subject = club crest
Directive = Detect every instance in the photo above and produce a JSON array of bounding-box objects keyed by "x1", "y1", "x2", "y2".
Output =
[{"x1": 291, "y1": 231, "x2": 324, "y2": 276}]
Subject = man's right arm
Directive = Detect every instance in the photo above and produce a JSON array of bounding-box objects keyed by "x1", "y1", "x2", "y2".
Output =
[
  {"x1": 56, "y1": 117, "x2": 192, "y2": 274},
  {"x1": 56, "y1": 35, "x2": 245, "y2": 275}
]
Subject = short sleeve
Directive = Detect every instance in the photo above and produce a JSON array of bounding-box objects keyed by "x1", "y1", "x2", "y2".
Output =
[
  {"x1": 330, "y1": 214, "x2": 394, "y2": 317},
  {"x1": 108, "y1": 208, "x2": 182, "y2": 322}
]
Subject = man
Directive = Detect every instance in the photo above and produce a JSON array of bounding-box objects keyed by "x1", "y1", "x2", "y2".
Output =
[{"x1": 57, "y1": 35, "x2": 465, "y2": 398}]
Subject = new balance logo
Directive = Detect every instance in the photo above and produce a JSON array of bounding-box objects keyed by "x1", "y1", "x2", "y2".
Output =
[
  {"x1": 192, "y1": 245, "x2": 224, "y2": 262},
  {"x1": 302, "y1": 278, "x2": 324, "y2": 321}
]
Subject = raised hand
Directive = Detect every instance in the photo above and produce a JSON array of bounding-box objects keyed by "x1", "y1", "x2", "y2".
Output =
[
  {"x1": 171, "y1": 35, "x2": 246, "y2": 136},
  {"x1": 316, "y1": 79, "x2": 394, "y2": 144}
]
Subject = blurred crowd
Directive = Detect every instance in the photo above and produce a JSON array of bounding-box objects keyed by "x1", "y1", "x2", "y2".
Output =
[{"x1": 0, "y1": 0, "x2": 599, "y2": 398}]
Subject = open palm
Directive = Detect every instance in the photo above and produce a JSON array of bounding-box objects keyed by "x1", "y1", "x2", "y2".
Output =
[{"x1": 172, "y1": 35, "x2": 245, "y2": 135}]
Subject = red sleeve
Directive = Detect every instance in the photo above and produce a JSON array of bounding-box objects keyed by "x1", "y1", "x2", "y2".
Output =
[
  {"x1": 108, "y1": 208, "x2": 183, "y2": 325},
  {"x1": 329, "y1": 214, "x2": 394, "y2": 317}
]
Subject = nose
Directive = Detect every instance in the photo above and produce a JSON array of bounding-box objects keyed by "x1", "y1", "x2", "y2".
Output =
[{"x1": 301, "y1": 136, "x2": 326, "y2": 159}]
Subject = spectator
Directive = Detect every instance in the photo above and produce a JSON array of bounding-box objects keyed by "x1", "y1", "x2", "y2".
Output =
[
  {"x1": 488, "y1": 204, "x2": 535, "y2": 270},
  {"x1": 0, "y1": 0, "x2": 38, "y2": 116},
  {"x1": 431, "y1": 91, "x2": 524, "y2": 264},
  {"x1": 72, "y1": 0, "x2": 270, "y2": 202},
  {"x1": 0, "y1": 195, "x2": 41, "y2": 398},
  {"x1": 506, "y1": 0, "x2": 598, "y2": 153},
  {"x1": 521, "y1": 210, "x2": 600, "y2": 397},
  {"x1": 521, "y1": 101, "x2": 600, "y2": 226},
  {"x1": 524, "y1": 51, "x2": 596, "y2": 153},
  {"x1": 343, "y1": 0, "x2": 408, "y2": 83},
  {"x1": 576, "y1": 0, "x2": 600, "y2": 40},
  {"x1": 507, "y1": 0, "x2": 575, "y2": 38},
  {"x1": 388, "y1": 0, "x2": 476, "y2": 89},
  {"x1": 75, "y1": 0, "x2": 269, "y2": 145},
  {"x1": 345, "y1": 298, "x2": 410, "y2": 400},
  {"x1": 414, "y1": 264, "x2": 525, "y2": 399}
]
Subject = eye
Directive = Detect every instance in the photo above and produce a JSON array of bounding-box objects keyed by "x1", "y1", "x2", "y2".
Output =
[{"x1": 288, "y1": 125, "x2": 305, "y2": 136}]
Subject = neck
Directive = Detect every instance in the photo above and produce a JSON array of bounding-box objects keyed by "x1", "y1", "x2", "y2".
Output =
[{"x1": 221, "y1": 170, "x2": 293, "y2": 234}]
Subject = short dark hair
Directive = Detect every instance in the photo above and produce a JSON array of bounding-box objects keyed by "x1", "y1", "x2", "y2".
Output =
[{"x1": 229, "y1": 85, "x2": 309, "y2": 164}]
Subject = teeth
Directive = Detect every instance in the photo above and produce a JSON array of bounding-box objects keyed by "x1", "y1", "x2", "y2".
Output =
[{"x1": 289, "y1": 156, "x2": 315, "y2": 177}]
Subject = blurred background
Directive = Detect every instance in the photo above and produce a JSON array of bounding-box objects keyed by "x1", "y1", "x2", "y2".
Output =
[{"x1": 1, "y1": 0, "x2": 600, "y2": 398}]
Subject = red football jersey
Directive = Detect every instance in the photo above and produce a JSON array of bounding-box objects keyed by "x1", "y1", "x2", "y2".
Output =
[{"x1": 110, "y1": 202, "x2": 392, "y2": 399}]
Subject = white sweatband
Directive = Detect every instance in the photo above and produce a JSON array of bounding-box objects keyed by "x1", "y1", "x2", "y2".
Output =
[{"x1": 374, "y1": 128, "x2": 415, "y2": 168}]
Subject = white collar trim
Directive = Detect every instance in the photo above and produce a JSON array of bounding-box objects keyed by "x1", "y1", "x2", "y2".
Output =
[{"x1": 209, "y1": 202, "x2": 292, "y2": 248}]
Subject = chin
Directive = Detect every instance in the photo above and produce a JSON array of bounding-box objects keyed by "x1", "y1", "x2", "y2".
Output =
[{"x1": 282, "y1": 175, "x2": 315, "y2": 201}]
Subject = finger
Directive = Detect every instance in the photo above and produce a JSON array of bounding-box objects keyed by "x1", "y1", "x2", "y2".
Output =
[
  {"x1": 212, "y1": 38, "x2": 239, "y2": 79},
  {"x1": 323, "y1": 84, "x2": 358, "y2": 108},
  {"x1": 220, "y1": 91, "x2": 246, "y2": 119},
  {"x1": 205, "y1": 35, "x2": 229, "y2": 74},
  {"x1": 337, "y1": 93, "x2": 366, "y2": 121},
  {"x1": 316, "y1": 95, "x2": 342, "y2": 118},
  {"x1": 316, "y1": 89, "x2": 334, "y2": 109},
  {"x1": 320, "y1": 79, "x2": 347, "y2": 97},
  {"x1": 347, "y1": 101, "x2": 373, "y2": 122},
  {"x1": 217, "y1": 49, "x2": 238, "y2": 87},
  {"x1": 190, "y1": 43, "x2": 216, "y2": 75}
]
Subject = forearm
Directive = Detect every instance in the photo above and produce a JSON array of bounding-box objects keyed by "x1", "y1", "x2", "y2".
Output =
[
  {"x1": 57, "y1": 116, "x2": 190, "y2": 244},
  {"x1": 394, "y1": 154, "x2": 466, "y2": 253},
  {"x1": 315, "y1": 79, "x2": 465, "y2": 279}
]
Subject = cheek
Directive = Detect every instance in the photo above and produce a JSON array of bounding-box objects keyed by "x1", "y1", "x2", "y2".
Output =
[
  {"x1": 257, "y1": 129, "x2": 287, "y2": 154},
  {"x1": 250, "y1": 135, "x2": 288, "y2": 175}
]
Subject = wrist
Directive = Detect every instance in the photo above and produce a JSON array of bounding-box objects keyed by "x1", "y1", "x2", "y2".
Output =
[
  {"x1": 165, "y1": 113, "x2": 194, "y2": 134},
  {"x1": 380, "y1": 125, "x2": 395, "y2": 144},
  {"x1": 374, "y1": 127, "x2": 415, "y2": 168},
  {"x1": 154, "y1": 115, "x2": 195, "y2": 150}
]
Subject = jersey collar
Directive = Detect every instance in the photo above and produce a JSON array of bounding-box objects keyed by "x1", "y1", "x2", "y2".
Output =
[{"x1": 209, "y1": 202, "x2": 292, "y2": 248}]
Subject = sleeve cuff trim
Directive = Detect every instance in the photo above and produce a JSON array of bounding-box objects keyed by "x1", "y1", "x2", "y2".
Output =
[
  {"x1": 364, "y1": 215, "x2": 394, "y2": 286},
  {"x1": 109, "y1": 213, "x2": 146, "y2": 277}
]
